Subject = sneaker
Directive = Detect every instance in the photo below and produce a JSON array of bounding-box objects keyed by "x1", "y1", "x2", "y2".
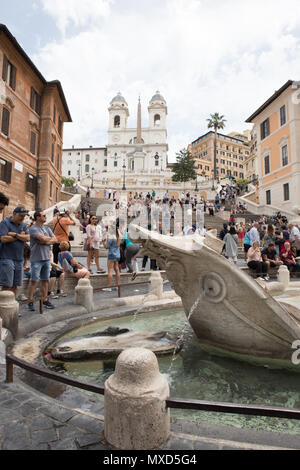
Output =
[
  {"x1": 57, "y1": 290, "x2": 67, "y2": 297},
  {"x1": 43, "y1": 300, "x2": 55, "y2": 309},
  {"x1": 102, "y1": 288, "x2": 112, "y2": 292},
  {"x1": 131, "y1": 272, "x2": 137, "y2": 281},
  {"x1": 49, "y1": 291, "x2": 59, "y2": 299},
  {"x1": 97, "y1": 270, "x2": 106, "y2": 274},
  {"x1": 28, "y1": 302, "x2": 35, "y2": 312},
  {"x1": 264, "y1": 274, "x2": 270, "y2": 281}
]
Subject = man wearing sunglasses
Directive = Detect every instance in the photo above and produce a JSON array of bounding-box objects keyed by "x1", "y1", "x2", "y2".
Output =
[{"x1": 0, "y1": 206, "x2": 30, "y2": 295}]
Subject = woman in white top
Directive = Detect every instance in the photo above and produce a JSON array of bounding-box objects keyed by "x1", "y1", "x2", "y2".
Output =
[{"x1": 86, "y1": 216, "x2": 105, "y2": 274}]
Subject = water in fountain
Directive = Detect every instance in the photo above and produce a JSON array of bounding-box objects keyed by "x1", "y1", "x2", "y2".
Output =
[{"x1": 168, "y1": 291, "x2": 204, "y2": 371}]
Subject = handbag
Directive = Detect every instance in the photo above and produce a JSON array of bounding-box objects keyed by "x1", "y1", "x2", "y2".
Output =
[{"x1": 68, "y1": 231, "x2": 74, "y2": 241}]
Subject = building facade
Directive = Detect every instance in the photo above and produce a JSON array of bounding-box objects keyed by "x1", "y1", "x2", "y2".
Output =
[
  {"x1": 189, "y1": 131, "x2": 250, "y2": 181},
  {"x1": 0, "y1": 24, "x2": 71, "y2": 214},
  {"x1": 246, "y1": 80, "x2": 300, "y2": 212},
  {"x1": 62, "y1": 146, "x2": 106, "y2": 181}
]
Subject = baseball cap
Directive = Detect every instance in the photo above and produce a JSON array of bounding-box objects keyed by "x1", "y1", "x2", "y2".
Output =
[
  {"x1": 13, "y1": 206, "x2": 29, "y2": 215},
  {"x1": 59, "y1": 208, "x2": 66, "y2": 215}
]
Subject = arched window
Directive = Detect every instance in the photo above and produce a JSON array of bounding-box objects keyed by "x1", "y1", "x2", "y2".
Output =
[
  {"x1": 154, "y1": 114, "x2": 161, "y2": 126},
  {"x1": 114, "y1": 115, "x2": 120, "y2": 128}
]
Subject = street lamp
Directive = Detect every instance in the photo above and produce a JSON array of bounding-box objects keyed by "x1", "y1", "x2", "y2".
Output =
[
  {"x1": 91, "y1": 167, "x2": 95, "y2": 189},
  {"x1": 122, "y1": 159, "x2": 126, "y2": 191},
  {"x1": 35, "y1": 174, "x2": 42, "y2": 211}
]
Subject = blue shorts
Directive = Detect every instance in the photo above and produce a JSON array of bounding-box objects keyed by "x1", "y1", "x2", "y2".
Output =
[
  {"x1": 31, "y1": 260, "x2": 51, "y2": 282},
  {"x1": 0, "y1": 259, "x2": 24, "y2": 287}
]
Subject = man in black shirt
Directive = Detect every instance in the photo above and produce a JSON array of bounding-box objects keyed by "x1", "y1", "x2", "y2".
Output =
[{"x1": 262, "y1": 242, "x2": 283, "y2": 268}]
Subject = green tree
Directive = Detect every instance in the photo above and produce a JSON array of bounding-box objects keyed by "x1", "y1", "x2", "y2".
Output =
[
  {"x1": 207, "y1": 113, "x2": 226, "y2": 188},
  {"x1": 172, "y1": 148, "x2": 197, "y2": 182},
  {"x1": 62, "y1": 176, "x2": 75, "y2": 187}
]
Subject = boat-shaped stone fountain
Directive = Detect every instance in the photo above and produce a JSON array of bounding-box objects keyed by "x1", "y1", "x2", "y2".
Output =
[{"x1": 131, "y1": 225, "x2": 300, "y2": 361}]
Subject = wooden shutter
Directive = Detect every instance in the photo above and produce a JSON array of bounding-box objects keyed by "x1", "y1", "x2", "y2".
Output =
[
  {"x1": 30, "y1": 87, "x2": 35, "y2": 109},
  {"x1": 5, "y1": 161, "x2": 12, "y2": 184},
  {"x1": 36, "y1": 93, "x2": 41, "y2": 115},
  {"x1": 1, "y1": 108, "x2": 10, "y2": 136},
  {"x1": 2, "y1": 55, "x2": 8, "y2": 81},
  {"x1": 30, "y1": 131, "x2": 36, "y2": 155},
  {"x1": 10, "y1": 65, "x2": 16, "y2": 91}
]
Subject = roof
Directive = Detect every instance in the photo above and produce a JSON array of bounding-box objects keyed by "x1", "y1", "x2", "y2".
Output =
[
  {"x1": 0, "y1": 24, "x2": 72, "y2": 122},
  {"x1": 246, "y1": 80, "x2": 293, "y2": 123},
  {"x1": 191, "y1": 131, "x2": 246, "y2": 146}
]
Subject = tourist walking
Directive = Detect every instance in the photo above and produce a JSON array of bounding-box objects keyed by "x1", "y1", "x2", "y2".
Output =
[
  {"x1": 52, "y1": 208, "x2": 76, "y2": 263},
  {"x1": 122, "y1": 229, "x2": 140, "y2": 280},
  {"x1": 0, "y1": 206, "x2": 30, "y2": 296},
  {"x1": 28, "y1": 210, "x2": 57, "y2": 311},
  {"x1": 223, "y1": 226, "x2": 238, "y2": 264}
]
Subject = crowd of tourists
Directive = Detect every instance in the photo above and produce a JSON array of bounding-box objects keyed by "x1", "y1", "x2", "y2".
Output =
[{"x1": 219, "y1": 212, "x2": 300, "y2": 279}]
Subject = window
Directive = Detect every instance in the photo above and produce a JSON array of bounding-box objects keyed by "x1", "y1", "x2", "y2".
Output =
[
  {"x1": 26, "y1": 173, "x2": 37, "y2": 194},
  {"x1": 280, "y1": 105, "x2": 286, "y2": 126},
  {"x1": 53, "y1": 104, "x2": 56, "y2": 124},
  {"x1": 155, "y1": 160, "x2": 159, "y2": 166},
  {"x1": 205, "y1": 166, "x2": 209, "y2": 171},
  {"x1": 57, "y1": 153, "x2": 60, "y2": 170},
  {"x1": 234, "y1": 171, "x2": 238, "y2": 177},
  {"x1": 239, "y1": 173, "x2": 244, "y2": 178},
  {"x1": 266, "y1": 190, "x2": 271, "y2": 205},
  {"x1": 85, "y1": 164, "x2": 89, "y2": 173},
  {"x1": 239, "y1": 164, "x2": 243, "y2": 169},
  {"x1": 30, "y1": 87, "x2": 41, "y2": 115},
  {"x1": 2, "y1": 55, "x2": 16, "y2": 91},
  {"x1": 30, "y1": 131, "x2": 36, "y2": 155},
  {"x1": 104, "y1": 159, "x2": 107, "y2": 167},
  {"x1": 283, "y1": 183, "x2": 290, "y2": 201},
  {"x1": 68, "y1": 171, "x2": 71, "y2": 176},
  {"x1": 1, "y1": 108, "x2": 10, "y2": 136},
  {"x1": 114, "y1": 161, "x2": 118, "y2": 167},
  {"x1": 154, "y1": 114, "x2": 161, "y2": 126},
  {"x1": 51, "y1": 143, "x2": 55, "y2": 163},
  {"x1": 261, "y1": 118, "x2": 270, "y2": 140},
  {"x1": 114, "y1": 115, "x2": 120, "y2": 127},
  {"x1": 58, "y1": 117, "x2": 62, "y2": 137},
  {"x1": 221, "y1": 168, "x2": 225, "y2": 174},
  {"x1": 56, "y1": 186, "x2": 58, "y2": 202},
  {"x1": 86, "y1": 155, "x2": 90, "y2": 162},
  {"x1": 0, "y1": 158, "x2": 12, "y2": 184},
  {"x1": 233, "y1": 162, "x2": 238, "y2": 167},
  {"x1": 282, "y1": 145, "x2": 288, "y2": 167},
  {"x1": 50, "y1": 180, "x2": 53, "y2": 198},
  {"x1": 264, "y1": 155, "x2": 270, "y2": 175},
  {"x1": 198, "y1": 164, "x2": 202, "y2": 169}
]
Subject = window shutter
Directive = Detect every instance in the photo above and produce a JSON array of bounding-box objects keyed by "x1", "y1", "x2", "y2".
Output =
[
  {"x1": 30, "y1": 131, "x2": 36, "y2": 155},
  {"x1": 1, "y1": 108, "x2": 10, "y2": 136},
  {"x1": 10, "y1": 65, "x2": 16, "y2": 91},
  {"x1": 2, "y1": 55, "x2": 8, "y2": 81},
  {"x1": 5, "y1": 161, "x2": 12, "y2": 184},
  {"x1": 36, "y1": 93, "x2": 41, "y2": 115},
  {"x1": 30, "y1": 87, "x2": 35, "y2": 109}
]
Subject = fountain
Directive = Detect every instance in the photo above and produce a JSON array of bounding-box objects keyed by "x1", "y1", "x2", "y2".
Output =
[{"x1": 131, "y1": 226, "x2": 300, "y2": 362}]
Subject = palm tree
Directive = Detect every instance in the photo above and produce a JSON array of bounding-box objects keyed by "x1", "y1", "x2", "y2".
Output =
[{"x1": 207, "y1": 113, "x2": 226, "y2": 190}]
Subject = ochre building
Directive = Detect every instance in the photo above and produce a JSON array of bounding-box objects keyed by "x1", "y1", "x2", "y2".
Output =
[{"x1": 0, "y1": 24, "x2": 71, "y2": 216}]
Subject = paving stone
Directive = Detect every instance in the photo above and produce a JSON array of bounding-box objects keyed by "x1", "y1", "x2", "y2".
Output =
[
  {"x1": 29, "y1": 416, "x2": 56, "y2": 432},
  {"x1": 31, "y1": 427, "x2": 58, "y2": 444},
  {"x1": 1, "y1": 398, "x2": 21, "y2": 409},
  {"x1": 193, "y1": 440, "x2": 220, "y2": 450},
  {"x1": 68, "y1": 414, "x2": 104, "y2": 434},
  {"x1": 0, "y1": 408, "x2": 20, "y2": 424},
  {"x1": 25, "y1": 444, "x2": 49, "y2": 450},
  {"x1": 56, "y1": 425, "x2": 87, "y2": 441},
  {"x1": 50, "y1": 438, "x2": 78, "y2": 450},
  {"x1": 18, "y1": 403, "x2": 43, "y2": 417},
  {"x1": 2, "y1": 435, "x2": 32, "y2": 450},
  {"x1": 167, "y1": 438, "x2": 194, "y2": 450},
  {"x1": 3, "y1": 419, "x2": 30, "y2": 437},
  {"x1": 38, "y1": 405, "x2": 76, "y2": 423},
  {"x1": 75, "y1": 433, "x2": 103, "y2": 448}
]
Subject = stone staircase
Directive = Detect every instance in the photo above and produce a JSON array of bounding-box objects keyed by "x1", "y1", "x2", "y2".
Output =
[{"x1": 81, "y1": 197, "x2": 114, "y2": 216}]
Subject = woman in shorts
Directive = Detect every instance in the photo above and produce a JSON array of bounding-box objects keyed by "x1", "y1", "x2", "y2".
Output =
[{"x1": 102, "y1": 225, "x2": 121, "y2": 292}]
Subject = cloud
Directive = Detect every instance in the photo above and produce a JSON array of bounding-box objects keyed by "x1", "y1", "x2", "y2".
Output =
[
  {"x1": 33, "y1": 0, "x2": 300, "y2": 161},
  {"x1": 41, "y1": 0, "x2": 113, "y2": 35}
]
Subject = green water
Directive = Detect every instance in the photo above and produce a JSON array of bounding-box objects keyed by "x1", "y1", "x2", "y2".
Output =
[{"x1": 47, "y1": 308, "x2": 300, "y2": 435}]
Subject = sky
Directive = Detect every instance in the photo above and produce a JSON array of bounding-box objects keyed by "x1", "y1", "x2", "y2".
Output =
[{"x1": 2, "y1": 0, "x2": 300, "y2": 162}]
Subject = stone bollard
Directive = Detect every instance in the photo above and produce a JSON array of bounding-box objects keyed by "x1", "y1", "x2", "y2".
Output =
[
  {"x1": 0, "y1": 291, "x2": 19, "y2": 339},
  {"x1": 148, "y1": 271, "x2": 163, "y2": 299},
  {"x1": 74, "y1": 278, "x2": 94, "y2": 313},
  {"x1": 104, "y1": 348, "x2": 170, "y2": 450},
  {"x1": 278, "y1": 265, "x2": 290, "y2": 291}
]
